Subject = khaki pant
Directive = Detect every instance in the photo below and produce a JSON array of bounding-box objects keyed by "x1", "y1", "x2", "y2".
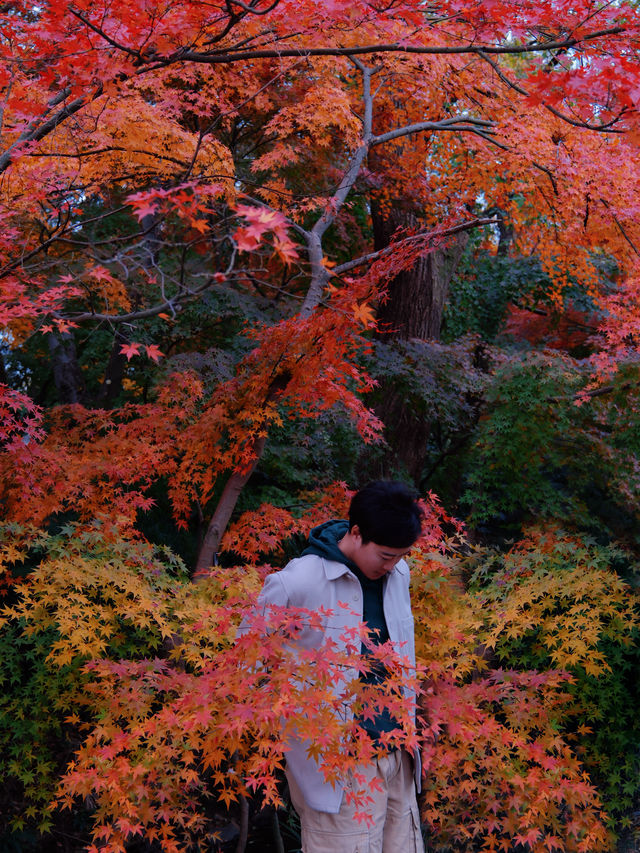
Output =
[{"x1": 286, "y1": 750, "x2": 424, "y2": 853}]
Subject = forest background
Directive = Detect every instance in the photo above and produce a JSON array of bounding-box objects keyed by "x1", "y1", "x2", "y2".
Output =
[{"x1": 1, "y1": 0, "x2": 640, "y2": 851}]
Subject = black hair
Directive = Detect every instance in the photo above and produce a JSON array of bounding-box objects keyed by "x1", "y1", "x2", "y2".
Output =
[{"x1": 348, "y1": 480, "x2": 423, "y2": 548}]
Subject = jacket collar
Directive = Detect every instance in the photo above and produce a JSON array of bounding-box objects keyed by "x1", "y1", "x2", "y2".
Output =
[{"x1": 321, "y1": 556, "x2": 408, "y2": 580}]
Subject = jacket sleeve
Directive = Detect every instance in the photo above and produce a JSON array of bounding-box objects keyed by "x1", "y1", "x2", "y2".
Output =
[
  {"x1": 257, "y1": 569, "x2": 291, "y2": 610},
  {"x1": 236, "y1": 566, "x2": 292, "y2": 640}
]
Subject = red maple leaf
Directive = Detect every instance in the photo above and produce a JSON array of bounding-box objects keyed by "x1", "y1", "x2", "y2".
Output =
[
  {"x1": 234, "y1": 228, "x2": 261, "y2": 252},
  {"x1": 120, "y1": 343, "x2": 141, "y2": 360},
  {"x1": 145, "y1": 344, "x2": 164, "y2": 362}
]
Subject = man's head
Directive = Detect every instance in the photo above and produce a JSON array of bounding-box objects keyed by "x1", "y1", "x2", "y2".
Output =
[{"x1": 339, "y1": 481, "x2": 423, "y2": 580}]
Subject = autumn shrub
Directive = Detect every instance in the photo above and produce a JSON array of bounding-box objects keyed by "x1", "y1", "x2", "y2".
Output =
[
  {"x1": 421, "y1": 670, "x2": 609, "y2": 853},
  {"x1": 0, "y1": 504, "x2": 424, "y2": 852},
  {"x1": 2, "y1": 502, "x2": 638, "y2": 853},
  {"x1": 0, "y1": 521, "x2": 187, "y2": 840},
  {"x1": 468, "y1": 528, "x2": 640, "y2": 830},
  {"x1": 410, "y1": 546, "x2": 612, "y2": 852}
]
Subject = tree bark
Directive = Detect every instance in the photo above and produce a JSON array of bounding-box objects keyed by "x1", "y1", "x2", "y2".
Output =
[
  {"x1": 372, "y1": 208, "x2": 468, "y2": 341},
  {"x1": 367, "y1": 198, "x2": 468, "y2": 483},
  {"x1": 194, "y1": 436, "x2": 267, "y2": 575},
  {"x1": 96, "y1": 329, "x2": 129, "y2": 406},
  {"x1": 48, "y1": 331, "x2": 86, "y2": 404}
]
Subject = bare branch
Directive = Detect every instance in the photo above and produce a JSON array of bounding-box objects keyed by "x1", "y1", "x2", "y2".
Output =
[
  {"x1": 300, "y1": 62, "x2": 376, "y2": 316},
  {"x1": 60, "y1": 258, "x2": 237, "y2": 325},
  {"x1": 331, "y1": 217, "x2": 499, "y2": 276},
  {"x1": 371, "y1": 116, "x2": 496, "y2": 147}
]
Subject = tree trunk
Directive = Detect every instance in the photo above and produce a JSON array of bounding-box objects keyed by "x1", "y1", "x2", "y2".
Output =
[
  {"x1": 48, "y1": 331, "x2": 86, "y2": 404},
  {"x1": 367, "y1": 202, "x2": 468, "y2": 483},
  {"x1": 194, "y1": 437, "x2": 266, "y2": 575},
  {"x1": 96, "y1": 329, "x2": 129, "y2": 406},
  {"x1": 372, "y1": 208, "x2": 468, "y2": 341}
]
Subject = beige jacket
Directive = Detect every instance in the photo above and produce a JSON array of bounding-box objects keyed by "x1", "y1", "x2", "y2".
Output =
[{"x1": 255, "y1": 553, "x2": 421, "y2": 813}]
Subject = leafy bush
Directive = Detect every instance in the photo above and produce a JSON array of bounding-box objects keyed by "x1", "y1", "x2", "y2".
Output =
[
  {"x1": 461, "y1": 352, "x2": 640, "y2": 542},
  {"x1": 468, "y1": 528, "x2": 640, "y2": 829},
  {"x1": 0, "y1": 522, "x2": 187, "y2": 840}
]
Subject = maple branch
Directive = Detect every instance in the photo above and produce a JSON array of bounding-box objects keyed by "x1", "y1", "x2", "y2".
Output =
[
  {"x1": 600, "y1": 198, "x2": 640, "y2": 258},
  {"x1": 60, "y1": 253, "x2": 238, "y2": 325},
  {"x1": 227, "y1": 0, "x2": 281, "y2": 15},
  {"x1": 0, "y1": 72, "x2": 14, "y2": 136},
  {"x1": 300, "y1": 60, "x2": 504, "y2": 317},
  {"x1": 0, "y1": 10, "x2": 260, "y2": 178},
  {"x1": 544, "y1": 376, "x2": 640, "y2": 404},
  {"x1": 478, "y1": 50, "x2": 626, "y2": 132},
  {"x1": 331, "y1": 218, "x2": 499, "y2": 277},
  {"x1": 194, "y1": 368, "x2": 293, "y2": 573},
  {"x1": 26, "y1": 146, "x2": 191, "y2": 167},
  {"x1": 187, "y1": 57, "x2": 308, "y2": 183},
  {"x1": 568, "y1": 0, "x2": 621, "y2": 41},
  {"x1": 182, "y1": 131, "x2": 207, "y2": 183},
  {"x1": 301, "y1": 62, "x2": 376, "y2": 317},
  {"x1": 212, "y1": 1, "x2": 249, "y2": 43},
  {"x1": 512, "y1": 303, "x2": 598, "y2": 333},
  {"x1": 69, "y1": 7, "x2": 143, "y2": 60},
  {"x1": 0, "y1": 223, "x2": 71, "y2": 278},
  {"x1": 370, "y1": 116, "x2": 496, "y2": 146},
  {"x1": 576, "y1": 379, "x2": 640, "y2": 401},
  {"x1": 532, "y1": 162, "x2": 559, "y2": 196},
  {"x1": 0, "y1": 27, "x2": 623, "y2": 185},
  {"x1": 174, "y1": 27, "x2": 624, "y2": 65},
  {"x1": 0, "y1": 89, "x2": 89, "y2": 175},
  {"x1": 0, "y1": 24, "x2": 623, "y2": 185}
]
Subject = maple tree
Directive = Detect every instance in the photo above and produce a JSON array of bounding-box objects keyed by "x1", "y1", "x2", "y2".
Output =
[
  {"x1": 1, "y1": 0, "x2": 639, "y2": 539},
  {"x1": 2, "y1": 0, "x2": 640, "y2": 849}
]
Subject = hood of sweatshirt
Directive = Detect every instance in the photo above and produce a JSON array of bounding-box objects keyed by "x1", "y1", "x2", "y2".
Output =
[
  {"x1": 301, "y1": 519, "x2": 353, "y2": 567},
  {"x1": 302, "y1": 520, "x2": 385, "y2": 593}
]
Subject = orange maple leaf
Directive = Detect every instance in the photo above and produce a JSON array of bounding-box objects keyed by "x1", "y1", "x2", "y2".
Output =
[{"x1": 352, "y1": 301, "x2": 376, "y2": 328}]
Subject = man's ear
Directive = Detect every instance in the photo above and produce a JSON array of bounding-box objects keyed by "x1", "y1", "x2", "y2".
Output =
[{"x1": 350, "y1": 524, "x2": 362, "y2": 541}]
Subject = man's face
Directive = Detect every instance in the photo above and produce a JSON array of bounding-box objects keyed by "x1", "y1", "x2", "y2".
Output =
[{"x1": 350, "y1": 534, "x2": 413, "y2": 580}]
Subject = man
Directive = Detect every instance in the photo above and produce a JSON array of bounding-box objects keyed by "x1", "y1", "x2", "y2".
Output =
[{"x1": 255, "y1": 480, "x2": 424, "y2": 853}]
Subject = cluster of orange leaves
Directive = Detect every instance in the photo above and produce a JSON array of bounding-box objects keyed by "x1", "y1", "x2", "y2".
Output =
[
  {"x1": 1, "y1": 504, "x2": 629, "y2": 851},
  {"x1": 408, "y1": 535, "x2": 634, "y2": 853},
  {"x1": 0, "y1": 270, "x2": 383, "y2": 530},
  {"x1": 1, "y1": 1, "x2": 640, "y2": 850}
]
